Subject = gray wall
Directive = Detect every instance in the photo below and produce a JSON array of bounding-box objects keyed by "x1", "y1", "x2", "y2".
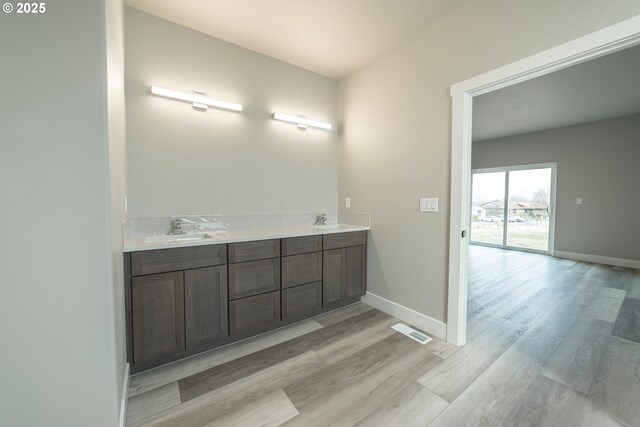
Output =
[
  {"x1": 472, "y1": 114, "x2": 640, "y2": 261},
  {"x1": 125, "y1": 8, "x2": 339, "y2": 217},
  {"x1": 0, "y1": 0, "x2": 125, "y2": 425},
  {"x1": 339, "y1": 0, "x2": 640, "y2": 323}
]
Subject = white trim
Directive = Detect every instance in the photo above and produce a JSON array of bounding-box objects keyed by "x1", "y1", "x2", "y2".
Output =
[
  {"x1": 118, "y1": 363, "x2": 130, "y2": 427},
  {"x1": 362, "y1": 292, "x2": 447, "y2": 340},
  {"x1": 447, "y1": 91, "x2": 472, "y2": 346},
  {"x1": 447, "y1": 15, "x2": 640, "y2": 347},
  {"x1": 553, "y1": 251, "x2": 640, "y2": 270}
]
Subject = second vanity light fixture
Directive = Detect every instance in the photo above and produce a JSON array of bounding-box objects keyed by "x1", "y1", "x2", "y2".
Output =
[
  {"x1": 271, "y1": 112, "x2": 332, "y2": 131},
  {"x1": 150, "y1": 86, "x2": 243, "y2": 112}
]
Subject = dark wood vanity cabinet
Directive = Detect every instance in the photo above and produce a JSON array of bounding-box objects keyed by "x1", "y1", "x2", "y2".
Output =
[
  {"x1": 323, "y1": 232, "x2": 367, "y2": 309},
  {"x1": 125, "y1": 244, "x2": 228, "y2": 372},
  {"x1": 125, "y1": 231, "x2": 367, "y2": 373}
]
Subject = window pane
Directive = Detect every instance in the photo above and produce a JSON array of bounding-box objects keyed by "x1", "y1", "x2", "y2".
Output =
[
  {"x1": 506, "y1": 168, "x2": 551, "y2": 251},
  {"x1": 471, "y1": 172, "x2": 505, "y2": 245}
]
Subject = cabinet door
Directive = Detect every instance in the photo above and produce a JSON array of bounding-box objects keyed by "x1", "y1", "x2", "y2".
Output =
[
  {"x1": 346, "y1": 245, "x2": 366, "y2": 303},
  {"x1": 229, "y1": 291, "x2": 281, "y2": 337},
  {"x1": 282, "y1": 252, "x2": 322, "y2": 289},
  {"x1": 323, "y1": 248, "x2": 346, "y2": 309},
  {"x1": 184, "y1": 266, "x2": 228, "y2": 350},
  {"x1": 132, "y1": 272, "x2": 185, "y2": 365}
]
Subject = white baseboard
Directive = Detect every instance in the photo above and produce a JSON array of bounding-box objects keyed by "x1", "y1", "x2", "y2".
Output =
[
  {"x1": 118, "y1": 363, "x2": 130, "y2": 427},
  {"x1": 554, "y1": 250, "x2": 640, "y2": 269},
  {"x1": 361, "y1": 292, "x2": 447, "y2": 340}
]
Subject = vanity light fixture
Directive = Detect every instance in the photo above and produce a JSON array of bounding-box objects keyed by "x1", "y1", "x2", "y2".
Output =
[
  {"x1": 271, "y1": 112, "x2": 332, "y2": 130},
  {"x1": 150, "y1": 86, "x2": 243, "y2": 112}
]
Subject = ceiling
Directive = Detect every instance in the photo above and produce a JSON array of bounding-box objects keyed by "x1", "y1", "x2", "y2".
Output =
[
  {"x1": 124, "y1": 0, "x2": 469, "y2": 79},
  {"x1": 473, "y1": 44, "x2": 640, "y2": 142}
]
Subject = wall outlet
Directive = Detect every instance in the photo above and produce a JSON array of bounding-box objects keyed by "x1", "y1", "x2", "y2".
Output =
[
  {"x1": 576, "y1": 197, "x2": 583, "y2": 205},
  {"x1": 420, "y1": 197, "x2": 438, "y2": 213},
  {"x1": 345, "y1": 197, "x2": 351, "y2": 208}
]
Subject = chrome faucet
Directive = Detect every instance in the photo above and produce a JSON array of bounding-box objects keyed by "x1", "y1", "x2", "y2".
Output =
[
  {"x1": 169, "y1": 219, "x2": 185, "y2": 235},
  {"x1": 314, "y1": 214, "x2": 327, "y2": 226}
]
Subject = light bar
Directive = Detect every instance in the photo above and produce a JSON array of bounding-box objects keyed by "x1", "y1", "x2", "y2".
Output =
[
  {"x1": 272, "y1": 112, "x2": 332, "y2": 130},
  {"x1": 150, "y1": 86, "x2": 243, "y2": 112}
]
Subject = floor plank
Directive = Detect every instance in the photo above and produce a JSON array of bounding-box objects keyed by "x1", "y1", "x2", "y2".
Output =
[
  {"x1": 126, "y1": 382, "x2": 181, "y2": 426},
  {"x1": 313, "y1": 302, "x2": 373, "y2": 327},
  {"x1": 204, "y1": 389, "x2": 298, "y2": 427},
  {"x1": 589, "y1": 336, "x2": 640, "y2": 427},
  {"x1": 611, "y1": 296, "x2": 640, "y2": 344},
  {"x1": 590, "y1": 287, "x2": 627, "y2": 323},
  {"x1": 314, "y1": 316, "x2": 397, "y2": 364},
  {"x1": 354, "y1": 381, "x2": 448, "y2": 427},
  {"x1": 541, "y1": 316, "x2": 614, "y2": 394},
  {"x1": 501, "y1": 374, "x2": 622, "y2": 427}
]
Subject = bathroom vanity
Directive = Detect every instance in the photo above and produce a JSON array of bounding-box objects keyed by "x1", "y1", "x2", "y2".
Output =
[{"x1": 123, "y1": 214, "x2": 369, "y2": 373}]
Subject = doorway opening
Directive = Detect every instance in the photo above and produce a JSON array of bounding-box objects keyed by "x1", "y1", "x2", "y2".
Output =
[
  {"x1": 446, "y1": 16, "x2": 640, "y2": 346},
  {"x1": 470, "y1": 163, "x2": 556, "y2": 255}
]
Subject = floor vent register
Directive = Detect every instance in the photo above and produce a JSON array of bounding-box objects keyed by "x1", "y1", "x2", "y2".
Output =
[{"x1": 392, "y1": 323, "x2": 433, "y2": 344}]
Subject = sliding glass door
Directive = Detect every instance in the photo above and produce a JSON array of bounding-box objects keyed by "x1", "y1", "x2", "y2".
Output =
[{"x1": 470, "y1": 164, "x2": 556, "y2": 254}]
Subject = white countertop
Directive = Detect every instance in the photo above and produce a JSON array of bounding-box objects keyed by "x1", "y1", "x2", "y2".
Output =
[{"x1": 124, "y1": 224, "x2": 370, "y2": 252}]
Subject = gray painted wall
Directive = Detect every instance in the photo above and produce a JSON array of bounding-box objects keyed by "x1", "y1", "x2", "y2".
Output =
[
  {"x1": 339, "y1": 0, "x2": 640, "y2": 323},
  {"x1": 472, "y1": 114, "x2": 640, "y2": 261},
  {"x1": 0, "y1": 0, "x2": 124, "y2": 425},
  {"x1": 125, "y1": 8, "x2": 339, "y2": 217}
]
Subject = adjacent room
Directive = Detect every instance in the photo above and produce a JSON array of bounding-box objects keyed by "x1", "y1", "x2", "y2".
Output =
[
  {"x1": 438, "y1": 44, "x2": 640, "y2": 425},
  {"x1": 2, "y1": 1, "x2": 640, "y2": 426}
]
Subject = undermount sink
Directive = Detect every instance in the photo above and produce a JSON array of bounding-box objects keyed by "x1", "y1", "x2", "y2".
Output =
[
  {"x1": 144, "y1": 233, "x2": 214, "y2": 243},
  {"x1": 312, "y1": 224, "x2": 355, "y2": 230}
]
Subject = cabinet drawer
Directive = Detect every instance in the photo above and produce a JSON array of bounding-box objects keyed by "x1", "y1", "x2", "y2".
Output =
[
  {"x1": 282, "y1": 252, "x2": 322, "y2": 289},
  {"x1": 229, "y1": 291, "x2": 281, "y2": 336},
  {"x1": 282, "y1": 235, "x2": 322, "y2": 256},
  {"x1": 229, "y1": 258, "x2": 280, "y2": 299},
  {"x1": 131, "y1": 244, "x2": 227, "y2": 276},
  {"x1": 282, "y1": 281, "x2": 322, "y2": 322},
  {"x1": 323, "y1": 231, "x2": 367, "y2": 250},
  {"x1": 228, "y1": 239, "x2": 280, "y2": 263}
]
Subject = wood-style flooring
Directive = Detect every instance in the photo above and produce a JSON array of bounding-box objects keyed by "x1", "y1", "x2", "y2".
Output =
[{"x1": 127, "y1": 246, "x2": 640, "y2": 426}]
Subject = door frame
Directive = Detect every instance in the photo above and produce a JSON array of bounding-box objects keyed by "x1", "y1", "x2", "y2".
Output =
[
  {"x1": 446, "y1": 16, "x2": 640, "y2": 346},
  {"x1": 470, "y1": 163, "x2": 557, "y2": 256}
]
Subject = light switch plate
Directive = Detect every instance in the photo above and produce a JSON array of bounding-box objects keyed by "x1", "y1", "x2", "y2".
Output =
[
  {"x1": 576, "y1": 197, "x2": 583, "y2": 205},
  {"x1": 420, "y1": 197, "x2": 438, "y2": 213},
  {"x1": 345, "y1": 197, "x2": 351, "y2": 208}
]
